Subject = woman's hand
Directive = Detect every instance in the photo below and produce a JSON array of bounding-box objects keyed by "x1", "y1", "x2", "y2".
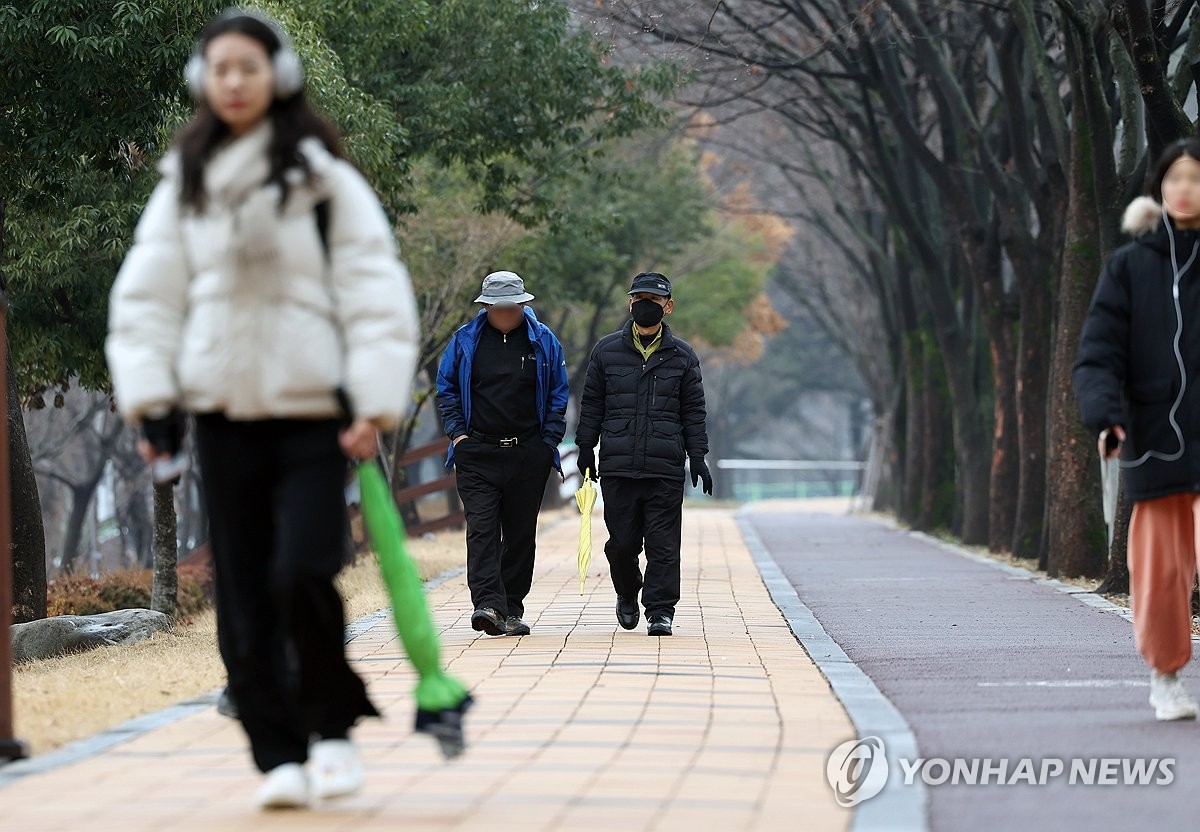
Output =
[
  {"x1": 1099, "y1": 425, "x2": 1126, "y2": 460},
  {"x1": 340, "y1": 419, "x2": 381, "y2": 460},
  {"x1": 138, "y1": 440, "x2": 170, "y2": 465}
]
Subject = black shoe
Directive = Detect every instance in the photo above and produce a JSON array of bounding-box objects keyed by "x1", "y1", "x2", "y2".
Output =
[
  {"x1": 647, "y1": 615, "x2": 673, "y2": 637},
  {"x1": 505, "y1": 615, "x2": 530, "y2": 636},
  {"x1": 471, "y1": 607, "x2": 507, "y2": 636},
  {"x1": 616, "y1": 596, "x2": 640, "y2": 630}
]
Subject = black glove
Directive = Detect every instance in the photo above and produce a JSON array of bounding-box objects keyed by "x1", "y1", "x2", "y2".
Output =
[
  {"x1": 689, "y1": 456, "x2": 713, "y2": 495},
  {"x1": 142, "y1": 409, "x2": 186, "y2": 456},
  {"x1": 577, "y1": 446, "x2": 597, "y2": 480}
]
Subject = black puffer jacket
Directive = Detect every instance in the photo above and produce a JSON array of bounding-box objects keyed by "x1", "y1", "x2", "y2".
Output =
[
  {"x1": 575, "y1": 321, "x2": 708, "y2": 480},
  {"x1": 1074, "y1": 196, "x2": 1200, "y2": 502}
]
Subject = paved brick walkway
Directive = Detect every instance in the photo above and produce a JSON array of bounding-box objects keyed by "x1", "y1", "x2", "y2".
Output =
[{"x1": 0, "y1": 508, "x2": 852, "y2": 831}]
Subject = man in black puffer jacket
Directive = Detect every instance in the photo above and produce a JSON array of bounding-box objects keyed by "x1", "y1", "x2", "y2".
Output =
[{"x1": 575, "y1": 272, "x2": 712, "y2": 637}]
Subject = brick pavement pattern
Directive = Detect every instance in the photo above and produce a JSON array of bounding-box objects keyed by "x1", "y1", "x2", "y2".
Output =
[{"x1": 0, "y1": 508, "x2": 852, "y2": 832}]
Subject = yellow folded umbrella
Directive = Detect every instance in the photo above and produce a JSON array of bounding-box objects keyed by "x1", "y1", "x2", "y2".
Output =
[{"x1": 576, "y1": 470, "x2": 598, "y2": 595}]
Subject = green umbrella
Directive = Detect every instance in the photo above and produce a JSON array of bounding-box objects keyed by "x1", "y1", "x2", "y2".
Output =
[{"x1": 356, "y1": 461, "x2": 473, "y2": 758}]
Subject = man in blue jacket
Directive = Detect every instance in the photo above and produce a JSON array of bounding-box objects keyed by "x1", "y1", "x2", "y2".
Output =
[{"x1": 436, "y1": 272, "x2": 569, "y2": 637}]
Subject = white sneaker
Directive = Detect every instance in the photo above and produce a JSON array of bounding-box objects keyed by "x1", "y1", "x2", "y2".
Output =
[
  {"x1": 309, "y1": 739, "x2": 364, "y2": 799},
  {"x1": 256, "y1": 762, "x2": 310, "y2": 810},
  {"x1": 1149, "y1": 671, "x2": 1199, "y2": 721}
]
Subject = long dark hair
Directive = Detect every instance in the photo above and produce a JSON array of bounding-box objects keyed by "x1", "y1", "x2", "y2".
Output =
[
  {"x1": 175, "y1": 12, "x2": 341, "y2": 212},
  {"x1": 1148, "y1": 138, "x2": 1200, "y2": 203}
]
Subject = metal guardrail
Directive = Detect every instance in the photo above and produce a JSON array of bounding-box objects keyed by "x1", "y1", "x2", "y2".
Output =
[
  {"x1": 714, "y1": 458, "x2": 866, "y2": 501},
  {"x1": 715, "y1": 459, "x2": 867, "y2": 471}
]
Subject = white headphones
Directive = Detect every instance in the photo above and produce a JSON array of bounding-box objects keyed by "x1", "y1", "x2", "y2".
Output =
[{"x1": 184, "y1": 8, "x2": 304, "y2": 101}]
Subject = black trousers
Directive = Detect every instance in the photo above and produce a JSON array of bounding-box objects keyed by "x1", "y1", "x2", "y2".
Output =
[
  {"x1": 600, "y1": 476, "x2": 684, "y2": 619},
  {"x1": 195, "y1": 415, "x2": 378, "y2": 773},
  {"x1": 454, "y1": 437, "x2": 553, "y2": 618}
]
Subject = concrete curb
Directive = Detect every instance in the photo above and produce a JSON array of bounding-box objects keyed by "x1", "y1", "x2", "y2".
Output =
[{"x1": 737, "y1": 509, "x2": 929, "y2": 832}]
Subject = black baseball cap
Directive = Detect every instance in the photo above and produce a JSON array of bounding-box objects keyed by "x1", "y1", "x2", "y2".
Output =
[{"x1": 628, "y1": 272, "x2": 672, "y2": 297}]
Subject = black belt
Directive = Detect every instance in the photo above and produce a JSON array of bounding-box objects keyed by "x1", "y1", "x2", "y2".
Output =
[{"x1": 470, "y1": 428, "x2": 540, "y2": 447}]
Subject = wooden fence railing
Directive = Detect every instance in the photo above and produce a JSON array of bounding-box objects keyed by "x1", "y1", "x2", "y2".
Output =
[{"x1": 392, "y1": 438, "x2": 464, "y2": 537}]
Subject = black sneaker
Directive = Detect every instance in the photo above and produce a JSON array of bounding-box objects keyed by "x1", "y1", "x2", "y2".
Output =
[
  {"x1": 615, "y1": 596, "x2": 640, "y2": 630},
  {"x1": 505, "y1": 615, "x2": 531, "y2": 636},
  {"x1": 647, "y1": 614, "x2": 673, "y2": 637},
  {"x1": 471, "y1": 607, "x2": 507, "y2": 636}
]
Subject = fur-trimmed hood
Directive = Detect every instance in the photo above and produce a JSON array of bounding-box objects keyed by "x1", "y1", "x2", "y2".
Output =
[
  {"x1": 1122, "y1": 196, "x2": 1164, "y2": 237},
  {"x1": 1120, "y1": 195, "x2": 1200, "y2": 257}
]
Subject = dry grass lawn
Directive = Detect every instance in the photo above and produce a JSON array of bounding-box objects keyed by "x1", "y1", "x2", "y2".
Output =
[{"x1": 12, "y1": 527, "x2": 468, "y2": 756}]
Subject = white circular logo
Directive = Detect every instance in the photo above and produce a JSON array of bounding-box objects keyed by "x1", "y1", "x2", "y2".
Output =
[{"x1": 827, "y1": 736, "x2": 889, "y2": 807}]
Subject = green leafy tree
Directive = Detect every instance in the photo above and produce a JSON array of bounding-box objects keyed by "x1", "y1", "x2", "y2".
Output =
[
  {"x1": 503, "y1": 132, "x2": 778, "y2": 400},
  {"x1": 301, "y1": 0, "x2": 678, "y2": 221},
  {"x1": 1, "y1": 0, "x2": 229, "y2": 620},
  {"x1": 1, "y1": 1, "x2": 677, "y2": 618},
  {"x1": 503, "y1": 133, "x2": 709, "y2": 389}
]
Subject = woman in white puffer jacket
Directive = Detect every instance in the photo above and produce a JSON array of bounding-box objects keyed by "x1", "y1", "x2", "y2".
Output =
[{"x1": 105, "y1": 9, "x2": 417, "y2": 810}]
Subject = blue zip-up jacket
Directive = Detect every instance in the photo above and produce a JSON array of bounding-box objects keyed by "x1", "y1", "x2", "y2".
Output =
[{"x1": 436, "y1": 306, "x2": 569, "y2": 473}]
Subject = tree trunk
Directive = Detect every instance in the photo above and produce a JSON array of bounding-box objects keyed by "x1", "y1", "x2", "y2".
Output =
[
  {"x1": 59, "y1": 483, "x2": 97, "y2": 575},
  {"x1": 910, "y1": 249, "x2": 991, "y2": 542},
  {"x1": 919, "y1": 333, "x2": 957, "y2": 530},
  {"x1": 178, "y1": 463, "x2": 207, "y2": 552},
  {"x1": 568, "y1": 298, "x2": 614, "y2": 406},
  {"x1": 979, "y1": 249, "x2": 1019, "y2": 552},
  {"x1": 1111, "y1": 0, "x2": 1192, "y2": 158},
  {"x1": 900, "y1": 335, "x2": 925, "y2": 526},
  {"x1": 6, "y1": 345, "x2": 45, "y2": 622},
  {"x1": 55, "y1": 415, "x2": 123, "y2": 574},
  {"x1": 128, "y1": 488, "x2": 153, "y2": 568},
  {"x1": 988, "y1": 348, "x2": 1019, "y2": 552},
  {"x1": 151, "y1": 481, "x2": 178, "y2": 618},
  {"x1": 1011, "y1": 275, "x2": 1052, "y2": 558},
  {"x1": 940, "y1": 333, "x2": 988, "y2": 542},
  {"x1": 708, "y1": 410, "x2": 735, "y2": 501},
  {"x1": 866, "y1": 397, "x2": 902, "y2": 515},
  {"x1": 1044, "y1": 36, "x2": 1110, "y2": 579},
  {"x1": 1, "y1": 196, "x2": 47, "y2": 623}
]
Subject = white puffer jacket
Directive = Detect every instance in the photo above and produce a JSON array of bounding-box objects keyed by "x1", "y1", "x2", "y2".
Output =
[{"x1": 106, "y1": 123, "x2": 418, "y2": 429}]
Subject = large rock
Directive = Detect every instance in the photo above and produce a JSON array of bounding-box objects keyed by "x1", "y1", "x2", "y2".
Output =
[{"x1": 10, "y1": 609, "x2": 172, "y2": 663}]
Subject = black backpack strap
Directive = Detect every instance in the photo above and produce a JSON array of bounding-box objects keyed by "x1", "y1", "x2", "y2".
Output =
[
  {"x1": 314, "y1": 199, "x2": 332, "y2": 261},
  {"x1": 313, "y1": 198, "x2": 346, "y2": 417}
]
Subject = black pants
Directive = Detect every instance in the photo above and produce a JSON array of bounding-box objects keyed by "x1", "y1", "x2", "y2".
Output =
[
  {"x1": 454, "y1": 437, "x2": 553, "y2": 618},
  {"x1": 600, "y1": 476, "x2": 684, "y2": 619},
  {"x1": 195, "y1": 415, "x2": 378, "y2": 773}
]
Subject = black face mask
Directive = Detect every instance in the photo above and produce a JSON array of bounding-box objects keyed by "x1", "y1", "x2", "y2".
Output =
[{"x1": 631, "y1": 299, "x2": 666, "y2": 327}]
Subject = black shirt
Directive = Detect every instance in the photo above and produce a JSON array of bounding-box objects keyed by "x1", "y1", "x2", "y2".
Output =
[{"x1": 470, "y1": 320, "x2": 539, "y2": 436}]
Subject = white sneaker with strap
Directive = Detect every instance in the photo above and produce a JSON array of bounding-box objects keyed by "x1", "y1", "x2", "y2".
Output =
[
  {"x1": 255, "y1": 762, "x2": 310, "y2": 810},
  {"x1": 309, "y1": 739, "x2": 364, "y2": 799},
  {"x1": 1150, "y1": 671, "x2": 1199, "y2": 721}
]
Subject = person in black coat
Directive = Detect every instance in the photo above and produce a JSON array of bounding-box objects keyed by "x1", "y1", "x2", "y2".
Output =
[
  {"x1": 1074, "y1": 138, "x2": 1200, "y2": 722},
  {"x1": 575, "y1": 272, "x2": 712, "y2": 637}
]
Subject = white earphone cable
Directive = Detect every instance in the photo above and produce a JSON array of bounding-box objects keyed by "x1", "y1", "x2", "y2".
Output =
[{"x1": 1123, "y1": 207, "x2": 1198, "y2": 468}]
